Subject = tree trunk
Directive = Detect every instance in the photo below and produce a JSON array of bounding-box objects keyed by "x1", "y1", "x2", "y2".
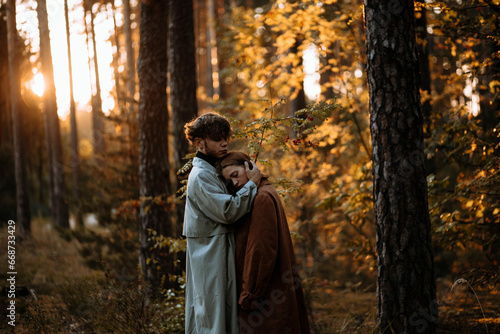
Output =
[
  {"x1": 89, "y1": 3, "x2": 105, "y2": 157},
  {"x1": 168, "y1": 0, "x2": 198, "y2": 235},
  {"x1": 123, "y1": 0, "x2": 136, "y2": 110},
  {"x1": 37, "y1": 0, "x2": 70, "y2": 229},
  {"x1": 83, "y1": 1, "x2": 96, "y2": 135},
  {"x1": 6, "y1": 0, "x2": 31, "y2": 239},
  {"x1": 86, "y1": 0, "x2": 105, "y2": 158},
  {"x1": 364, "y1": 1, "x2": 438, "y2": 333},
  {"x1": 206, "y1": 0, "x2": 219, "y2": 100},
  {"x1": 65, "y1": 0, "x2": 83, "y2": 228},
  {"x1": 123, "y1": 0, "x2": 138, "y2": 185},
  {"x1": 111, "y1": 0, "x2": 123, "y2": 115},
  {"x1": 137, "y1": 0, "x2": 171, "y2": 292},
  {"x1": 0, "y1": 6, "x2": 13, "y2": 147},
  {"x1": 193, "y1": 0, "x2": 208, "y2": 112}
]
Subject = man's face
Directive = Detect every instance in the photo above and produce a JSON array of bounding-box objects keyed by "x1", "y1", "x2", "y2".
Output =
[{"x1": 197, "y1": 138, "x2": 228, "y2": 158}]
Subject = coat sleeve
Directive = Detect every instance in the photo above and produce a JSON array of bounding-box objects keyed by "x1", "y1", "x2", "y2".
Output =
[
  {"x1": 239, "y1": 193, "x2": 279, "y2": 310},
  {"x1": 190, "y1": 171, "x2": 258, "y2": 224}
]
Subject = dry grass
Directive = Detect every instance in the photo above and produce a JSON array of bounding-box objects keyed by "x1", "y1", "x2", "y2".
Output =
[
  {"x1": 0, "y1": 218, "x2": 103, "y2": 333},
  {"x1": 1, "y1": 219, "x2": 499, "y2": 333},
  {"x1": 311, "y1": 284, "x2": 377, "y2": 333}
]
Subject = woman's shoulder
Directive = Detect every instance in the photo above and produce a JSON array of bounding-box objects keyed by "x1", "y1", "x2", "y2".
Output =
[{"x1": 256, "y1": 179, "x2": 279, "y2": 200}]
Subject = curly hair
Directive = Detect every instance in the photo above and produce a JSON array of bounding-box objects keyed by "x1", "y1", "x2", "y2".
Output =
[{"x1": 184, "y1": 112, "x2": 232, "y2": 146}]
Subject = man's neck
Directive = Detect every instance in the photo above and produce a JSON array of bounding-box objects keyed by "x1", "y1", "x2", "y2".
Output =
[{"x1": 196, "y1": 151, "x2": 218, "y2": 167}]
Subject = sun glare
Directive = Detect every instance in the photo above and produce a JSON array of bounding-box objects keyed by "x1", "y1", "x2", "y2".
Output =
[
  {"x1": 303, "y1": 43, "x2": 321, "y2": 101},
  {"x1": 17, "y1": 0, "x2": 117, "y2": 120},
  {"x1": 27, "y1": 72, "x2": 45, "y2": 97}
]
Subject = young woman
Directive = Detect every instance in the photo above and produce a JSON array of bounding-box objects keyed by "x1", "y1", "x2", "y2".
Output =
[
  {"x1": 218, "y1": 151, "x2": 311, "y2": 334},
  {"x1": 183, "y1": 114, "x2": 262, "y2": 334}
]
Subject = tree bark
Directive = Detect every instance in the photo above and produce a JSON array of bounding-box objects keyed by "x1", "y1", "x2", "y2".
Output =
[
  {"x1": 137, "y1": 0, "x2": 171, "y2": 292},
  {"x1": 168, "y1": 0, "x2": 198, "y2": 235},
  {"x1": 37, "y1": 0, "x2": 70, "y2": 229},
  {"x1": 364, "y1": 1, "x2": 438, "y2": 333},
  {"x1": 65, "y1": 0, "x2": 83, "y2": 228},
  {"x1": 6, "y1": 0, "x2": 31, "y2": 239}
]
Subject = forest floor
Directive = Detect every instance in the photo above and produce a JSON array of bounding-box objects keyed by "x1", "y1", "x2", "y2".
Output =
[{"x1": 1, "y1": 218, "x2": 499, "y2": 333}]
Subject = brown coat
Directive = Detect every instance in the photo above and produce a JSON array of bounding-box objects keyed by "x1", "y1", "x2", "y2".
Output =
[{"x1": 235, "y1": 179, "x2": 311, "y2": 334}]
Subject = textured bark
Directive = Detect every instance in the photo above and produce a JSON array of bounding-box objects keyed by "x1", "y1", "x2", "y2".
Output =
[
  {"x1": 364, "y1": 1, "x2": 438, "y2": 333},
  {"x1": 65, "y1": 0, "x2": 83, "y2": 228},
  {"x1": 38, "y1": 0, "x2": 70, "y2": 229},
  {"x1": 137, "y1": 0, "x2": 171, "y2": 292},
  {"x1": 168, "y1": 0, "x2": 198, "y2": 234},
  {"x1": 6, "y1": 0, "x2": 31, "y2": 239}
]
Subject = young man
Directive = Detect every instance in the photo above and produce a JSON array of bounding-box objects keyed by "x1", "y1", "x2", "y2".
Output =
[{"x1": 183, "y1": 112, "x2": 262, "y2": 334}]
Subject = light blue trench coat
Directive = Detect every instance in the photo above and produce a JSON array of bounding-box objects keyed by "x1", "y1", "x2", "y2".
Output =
[{"x1": 183, "y1": 157, "x2": 258, "y2": 334}]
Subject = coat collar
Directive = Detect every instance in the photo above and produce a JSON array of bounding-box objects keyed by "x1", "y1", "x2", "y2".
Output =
[
  {"x1": 196, "y1": 151, "x2": 218, "y2": 167},
  {"x1": 258, "y1": 177, "x2": 271, "y2": 188},
  {"x1": 193, "y1": 156, "x2": 217, "y2": 173}
]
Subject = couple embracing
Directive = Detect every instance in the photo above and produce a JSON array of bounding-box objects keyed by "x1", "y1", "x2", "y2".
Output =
[{"x1": 183, "y1": 113, "x2": 311, "y2": 334}]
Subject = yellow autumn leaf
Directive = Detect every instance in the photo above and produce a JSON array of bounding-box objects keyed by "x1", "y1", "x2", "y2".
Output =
[{"x1": 489, "y1": 80, "x2": 500, "y2": 93}]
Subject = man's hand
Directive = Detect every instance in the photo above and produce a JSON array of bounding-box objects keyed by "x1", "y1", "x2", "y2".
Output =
[{"x1": 245, "y1": 161, "x2": 262, "y2": 186}]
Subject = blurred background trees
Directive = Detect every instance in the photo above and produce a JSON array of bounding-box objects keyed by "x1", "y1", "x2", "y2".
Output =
[{"x1": 0, "y1": 0, "x2": 498, "y2": 332}]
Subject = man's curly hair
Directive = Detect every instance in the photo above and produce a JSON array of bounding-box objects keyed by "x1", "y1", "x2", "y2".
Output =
[{"x1": 184, "y1": 112, "x2": 232, "y2": 146}]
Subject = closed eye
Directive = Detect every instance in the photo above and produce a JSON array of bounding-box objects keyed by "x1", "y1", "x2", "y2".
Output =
[{"x1": 231, "y1": 172, "x2": 238, "y2": 177}]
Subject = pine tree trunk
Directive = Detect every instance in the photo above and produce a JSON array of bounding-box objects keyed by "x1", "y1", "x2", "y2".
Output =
[
  {"x1": 6, "y1": 0, "x2": 31, "y2": 239},
  {"x1": 65, "y1": 0, "x2": 83, "y2": 228},
  {"x1": 111, "y1": 0, "x2": 122, "y2": 115},
  {"x1": 206, "y1": 0, "x2": 219, "y2": 100},
  {"x1": 123, "y1": 0, "x2": 136, "y2": 109},
  {"x1": 137, "y1": 0, "x2": 171, "y2": 292},
  {"x1": 37, "y1": 0, "x2": 70, "y2": 229},
  {"x1": 89, "y1": 4, "x2": 105, "y2": 158},
  {"x1": 168, "y1": 0, "x2": 198, "y2": 235},
  {"x1": 83, "y1": 1, "x2": 96, "y2": 131},
  {"x1": 1, "y1": 8, "x2": 13, "y2": 147},
  {"x1": 193, "y1": 0, "x2": 208, "y2": 112},
  {"x1": 123, "y1": 0, "x2": 138, "y2": 185},
  {"x1": 364, "y1": 1, "x2": 438, "y2": 333}
]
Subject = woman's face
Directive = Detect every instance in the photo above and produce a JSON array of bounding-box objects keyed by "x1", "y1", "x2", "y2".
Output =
[{"x1": 222, "y1": 164, "x2": 249, "y2": 191}]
